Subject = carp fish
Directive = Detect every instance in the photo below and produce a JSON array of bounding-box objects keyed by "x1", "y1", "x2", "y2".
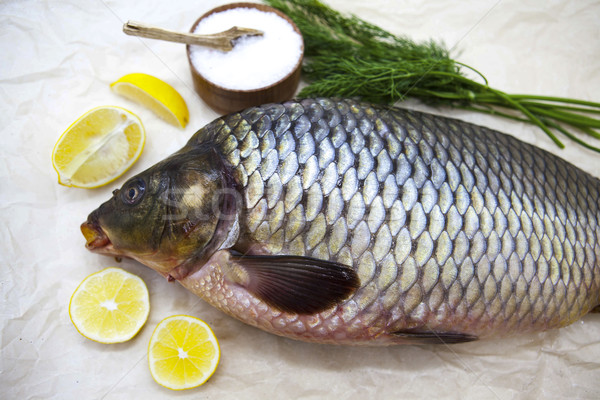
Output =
[{"x1": 82, "y1": 98, "x2": 600, "y2": 345}]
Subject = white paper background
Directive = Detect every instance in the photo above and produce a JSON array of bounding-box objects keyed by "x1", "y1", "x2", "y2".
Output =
[{"x1": 2, "y1": 0, "x2": 599, "y2": 399}]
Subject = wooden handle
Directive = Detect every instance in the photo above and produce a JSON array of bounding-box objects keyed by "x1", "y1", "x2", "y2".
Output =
[{"x1": 123, "y1": 21, "x2": 263, "y2": 52}]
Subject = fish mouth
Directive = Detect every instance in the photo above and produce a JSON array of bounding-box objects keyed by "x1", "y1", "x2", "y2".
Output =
[{"x1": 81, "y1": 219, "x2": 112, "y2": 252}]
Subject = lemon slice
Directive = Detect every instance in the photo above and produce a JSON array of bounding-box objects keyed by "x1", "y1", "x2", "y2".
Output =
[
  {"x1": 52, "y1": 106, "x2": 145, "y2": 189},
  {"x1": 111, "y1": 73, "x2": 189, "y2": 128},
  {"x1": 148, "y1": 315, "x2": 220, "y2": 390},
  {"x1": 69, "y1": 267, "x2": 150, "y2": 344}
]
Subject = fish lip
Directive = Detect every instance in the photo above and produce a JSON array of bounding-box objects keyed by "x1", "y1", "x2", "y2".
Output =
[{"x1": 81, "y1": 219, "x2": 112, "y2": 252}]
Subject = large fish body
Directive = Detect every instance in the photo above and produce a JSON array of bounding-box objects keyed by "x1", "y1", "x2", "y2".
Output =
[{"x1": 82, "y1": 98, "x2": 600, "y2": 345}]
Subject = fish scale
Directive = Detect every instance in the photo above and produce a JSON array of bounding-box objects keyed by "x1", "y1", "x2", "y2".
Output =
[{"x1": 188, "y1": 97, "x2": 600, "y2": 344}]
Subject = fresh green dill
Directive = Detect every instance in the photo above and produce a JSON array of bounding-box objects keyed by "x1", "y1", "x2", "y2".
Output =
[{"x1": 265, "y1": 0, "x2": 600, "y2": 153}]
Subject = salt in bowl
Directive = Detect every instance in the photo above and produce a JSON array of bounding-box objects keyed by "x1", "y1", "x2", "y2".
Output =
[{"x1": 187, "y1": 2, "x2": 304, "y2": 114}]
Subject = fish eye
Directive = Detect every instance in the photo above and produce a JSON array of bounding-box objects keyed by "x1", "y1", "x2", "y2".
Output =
[{"x1": 121, "y1": 178, "x2": 146, "y2": 205}]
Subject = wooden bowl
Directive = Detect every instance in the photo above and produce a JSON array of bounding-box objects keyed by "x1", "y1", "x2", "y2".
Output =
[{"x1": 186, "y1": 2, "x2": 304, "y2": 114}]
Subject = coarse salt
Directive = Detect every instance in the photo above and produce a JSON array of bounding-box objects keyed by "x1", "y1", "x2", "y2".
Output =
[{"x1": 189, "y1": 7, "x2": 303, "y2": 91}]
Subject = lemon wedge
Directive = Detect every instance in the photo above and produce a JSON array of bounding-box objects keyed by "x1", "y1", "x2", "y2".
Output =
[
  {"x1": 69, "y1": 267, "x2": 150, "y2": 344},
  {"x1": 52, "y1": 106, "x2": 145, "y2": 189},
  {"x1": 148, "y1": 315, "x2": 220, "y2": 390},
  {"x1": 111, "y1": 73, "x2": 189, "y2": 128}
]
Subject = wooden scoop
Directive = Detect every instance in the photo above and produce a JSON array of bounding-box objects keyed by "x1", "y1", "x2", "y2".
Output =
[{"x1": 123, "y1": 20, "x2": 263, "y2": 52}]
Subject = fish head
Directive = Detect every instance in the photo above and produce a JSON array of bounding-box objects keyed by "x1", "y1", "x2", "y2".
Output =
[{"x1": 81, "y1": 146, "x2": 237, "y2": 278}]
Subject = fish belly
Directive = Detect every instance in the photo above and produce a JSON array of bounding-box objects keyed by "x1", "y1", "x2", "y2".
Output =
[{"x1": 185, "y1": 98, "x2": 600, "y2": 344}]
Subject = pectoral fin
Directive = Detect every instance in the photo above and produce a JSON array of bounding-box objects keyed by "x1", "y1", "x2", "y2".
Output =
[
  {"x1": 392, "y1": 330, "x2": 478, "y2": 344},
  {"x1": 229, "y1": 254, "x2": 360, "y2": 314}
]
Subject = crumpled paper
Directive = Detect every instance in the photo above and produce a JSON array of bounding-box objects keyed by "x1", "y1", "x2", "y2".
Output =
[{"x1": 1, "y1": 0, "x2": 599, "y2": 398}]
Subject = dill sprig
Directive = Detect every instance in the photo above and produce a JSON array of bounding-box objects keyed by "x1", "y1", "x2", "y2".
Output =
[{"x1": 266, "y1": 0, "x2": 600, "y2": 153}]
